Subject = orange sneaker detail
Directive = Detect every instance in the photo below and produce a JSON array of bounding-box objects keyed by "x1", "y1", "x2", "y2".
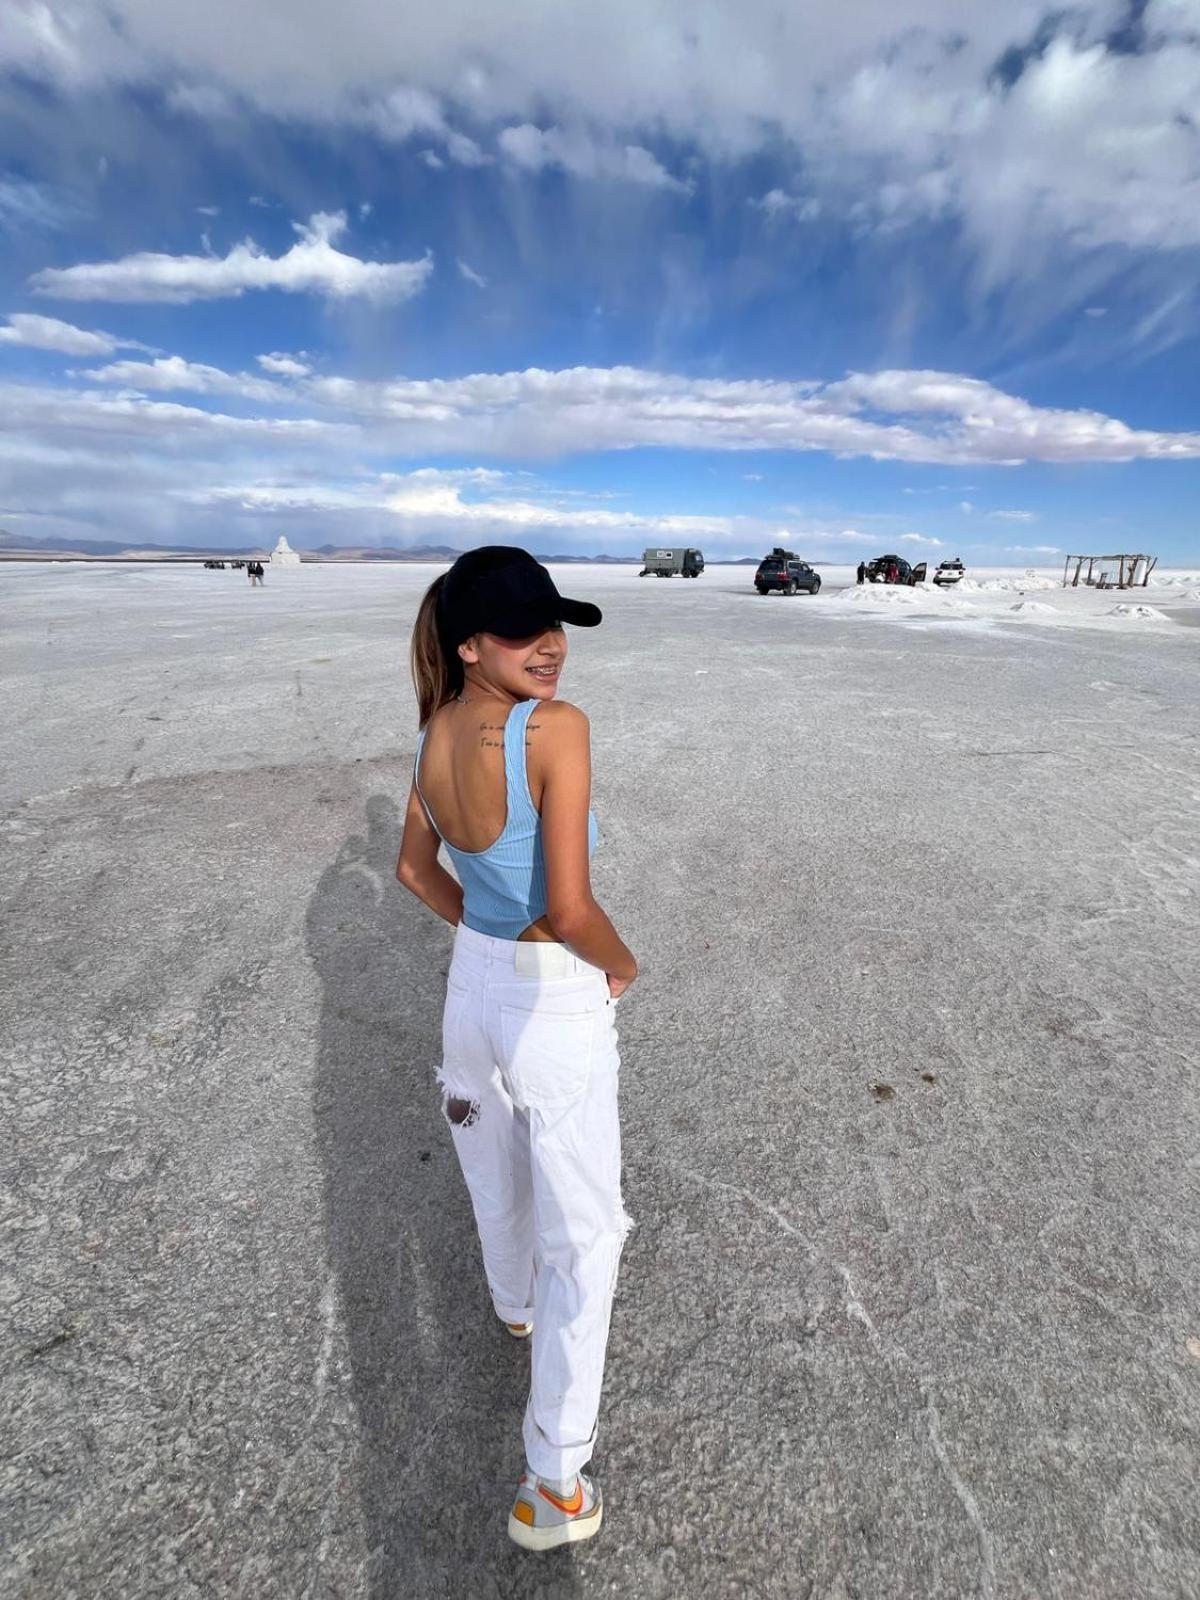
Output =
[{"x1": 537, "y1": 1480, "x2": 584, "y2": 1516}]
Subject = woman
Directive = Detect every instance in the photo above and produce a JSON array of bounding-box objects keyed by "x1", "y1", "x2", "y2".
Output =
[{"x1": 396, "y1": 545, "x2": 637, "y2": 1551}]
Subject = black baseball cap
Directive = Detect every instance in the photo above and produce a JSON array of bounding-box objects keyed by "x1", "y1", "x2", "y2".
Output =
[{"x1": 438, "y1": 546, "x2": 602, "y2": 648}]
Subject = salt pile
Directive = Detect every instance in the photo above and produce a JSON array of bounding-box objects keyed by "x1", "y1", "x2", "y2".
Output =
[
  {"x1": 836, "y1": 584, "x2": 926, "y2": 605},
  {"x1": 979, "y1": 574, "x2": 1057, "y2": 592},
  {"x1": 1107, "y1": 603, "x2": 1168, "y2": 621}
]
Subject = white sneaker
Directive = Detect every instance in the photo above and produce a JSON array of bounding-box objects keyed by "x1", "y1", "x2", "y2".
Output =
[{"x1": 507, "y1": 1470, "x2": 603, "y2": 1551}]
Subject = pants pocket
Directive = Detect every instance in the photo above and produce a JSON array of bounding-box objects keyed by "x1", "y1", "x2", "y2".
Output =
[{"x1": 500, "y1": 1003, "x2": 596, "y2": 1113}]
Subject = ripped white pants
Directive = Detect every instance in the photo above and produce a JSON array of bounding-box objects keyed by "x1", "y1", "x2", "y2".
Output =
[{"x1": 438, "y1": 919, "x2": 631, "y2": 1481}]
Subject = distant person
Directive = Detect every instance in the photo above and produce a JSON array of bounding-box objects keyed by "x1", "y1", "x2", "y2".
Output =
[
  {"x1": 251, "y1": 560, "x2": 265, "y2": 585},
  {"x1": 887, "y1": 561, "x2": 899, "y2": 584},
  {"x1": 396, "y1": 546, "x2": 636, "y2": 1552},
  {"x1": 856, "y1": 561, "x2": 866, "y2": 585},
  {"x1": 246, "y1": 560, "x2": 255, "y2": 584}
]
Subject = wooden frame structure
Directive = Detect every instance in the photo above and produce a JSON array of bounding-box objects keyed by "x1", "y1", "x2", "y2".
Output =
[{"x1": 1062, "y1": 552, "x2": 1157, "y2": 589}]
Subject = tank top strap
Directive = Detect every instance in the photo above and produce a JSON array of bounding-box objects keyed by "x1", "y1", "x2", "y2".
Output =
[
  {"x1": 503, "y1": 699, "x2": 539, "y2": 825},
  {"x1": 412, "y1": 726, "x2": 440, "y2": 835}
]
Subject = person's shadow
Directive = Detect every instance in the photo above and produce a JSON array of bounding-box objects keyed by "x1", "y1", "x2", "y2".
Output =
[{"x1": 307, "y1": 794, "x2": 584, "y2": 1599}]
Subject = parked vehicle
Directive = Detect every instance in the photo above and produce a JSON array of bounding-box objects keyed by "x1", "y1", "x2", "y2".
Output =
[
  {"x1": 639, "y1": 546, "x2": 705, "y2": 577},
  {"x1": 202, "y1": 559, "x2": 227, "y2": 569},
  {"x1": 755, "y1": 548, "x2": 822, "y2": 595},
  {"x1": 865, "y1": 554, "x2": 927, "y2": 586},
  {"x1": 932, "y1": 558, "x2": 966, "y2": 586}
]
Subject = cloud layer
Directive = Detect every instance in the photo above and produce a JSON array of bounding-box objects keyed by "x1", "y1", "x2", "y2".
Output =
[
  {"x1": 2, "y1": 342, "x2": 1196, "y2": 551},
  {"x1": 7, "y1": 2, "x2": 1200, "y2": 270},
  {"x1": 63, "y1": 354, "x2": 1199, "y2": 466}
]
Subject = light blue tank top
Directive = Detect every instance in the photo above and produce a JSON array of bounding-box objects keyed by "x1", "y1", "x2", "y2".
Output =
[{"x1": 414, "y1": 698, "x2": 599, "y2": 940}]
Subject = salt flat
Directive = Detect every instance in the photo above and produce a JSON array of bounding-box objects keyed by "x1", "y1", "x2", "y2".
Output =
[{"x1": 2, "y1": 559, "x2": 1199, "y2": 1599}]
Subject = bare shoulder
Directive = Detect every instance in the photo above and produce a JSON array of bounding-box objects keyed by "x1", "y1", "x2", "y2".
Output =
[
  {"x1": 527, "y1": 698, "x2": 590, "y2": 738},
  {"x1": 525, "y1": 700, "x2": 590, "y2": 792}
]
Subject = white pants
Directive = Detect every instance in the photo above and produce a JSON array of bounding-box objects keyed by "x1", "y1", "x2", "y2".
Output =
[{"x1": 438, "y1": 920, "x2": 631, "y2": 1481}]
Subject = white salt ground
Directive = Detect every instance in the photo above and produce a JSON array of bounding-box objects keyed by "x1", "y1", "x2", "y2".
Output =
[{"x1": 1, "y1": 557, "x2": 1198, "y2": 1599}]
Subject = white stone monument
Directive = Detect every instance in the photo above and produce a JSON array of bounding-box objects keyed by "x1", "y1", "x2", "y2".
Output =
[{"x1": 270, "y1": 534, "x2": 301, "y2": 567}]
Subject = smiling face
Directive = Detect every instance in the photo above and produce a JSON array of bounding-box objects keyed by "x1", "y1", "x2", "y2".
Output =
[{"x1": 458, "y1": 624, "x2": 567, "y2": 702}]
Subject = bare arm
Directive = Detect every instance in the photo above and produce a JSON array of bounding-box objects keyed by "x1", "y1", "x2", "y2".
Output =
[
  {"x1": 536, "y1": 702, "x2": 637, "y2": 989},
  {"x1": 395, "y1": 780, "x2": 464, "y2": 926}
]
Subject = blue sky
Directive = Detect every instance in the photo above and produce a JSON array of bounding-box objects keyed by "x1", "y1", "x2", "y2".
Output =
[{"x1": 2, "y1": 0, "x2": 1199, "y2": 562}]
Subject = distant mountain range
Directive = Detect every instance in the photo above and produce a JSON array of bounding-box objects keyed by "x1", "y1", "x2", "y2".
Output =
[
  {"x1": 0, "y1": 529, "x2": 762, "y2": 564},
  {"x1": 0, "y1": 529, "x2": 467, "y2": 560}
]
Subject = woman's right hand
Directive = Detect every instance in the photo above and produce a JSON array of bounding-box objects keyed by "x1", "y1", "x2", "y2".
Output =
[{"x1": 607, "y1": 970, "x2": 635, "y2": 1001}]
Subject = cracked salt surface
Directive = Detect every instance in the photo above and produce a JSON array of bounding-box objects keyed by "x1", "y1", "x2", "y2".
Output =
[{"x1": 2, "y1": 560, "x2": 1198, "y2": 1599}]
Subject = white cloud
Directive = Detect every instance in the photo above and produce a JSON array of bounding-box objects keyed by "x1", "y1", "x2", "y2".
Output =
[
  {"x1": 457, "y1": 257, "x2": 488, "y2": 289},
  {"x1": 380, "y1": 468, "x2": 718, "y2": 531},
  {"x1": 68, "y1": 351, "x2": 1200, "y2": 466},
  {"x1": 421, "y1": 149, "x2": 446, "y2": 170},
  {"x1": 752, "y1": 190, "x2": 821, "y2": 222},
  {"x1": 166, "y1": 82, "x2": 233, "y2": 118},
  {"x1": 0, "y1": 377, "x2": 347, "y2": 446},
  {"x1": 1004, "y1": 544, "x2": 1063, "y2": 554},
  {"x1": 0, "y1": 312, "x2": 134, "y2": 356},
  {"x1": 498, "y1": 124, "x2": 690, "y2": 191},
  {"x1": 819, "y1": 27, "x2": 1200, "y2": 278},
  {"x1": 819, "y1": 368, "x2": 1200, "y2": 463},
  {"x1": 991, "y1": 509, "x2": 1036, "y2": 522},
  {"x1": 958, "y1": 500, "x2": 974, "y2": 514},
  {"x1": 79, "y1": 355, "x2": 288, "y2": 402},
  {"x1": 899, "y1": 532, "x2": 945, "y2": 545},
  {"x1": 358, "y1": 85, "x2": 489, "y2": 165},
  {"x1": 196, "y1": 204, "x2": 221, "y2": 217},
  {"x1": 257, "y1": 351, "x2": 311, "y2": 377},
  {"x1": 29, "y1": 212, "x2": 433, "y2": 304},
  {"x1": 0, "y1": 176, "x2": 74, "y2": 232},
  {"x1": 1085, "y1": 306, "x2": 1107, "y2": 318},
  {"x1": 179, "y1": 465, "x2": 740, "y2": 543}
]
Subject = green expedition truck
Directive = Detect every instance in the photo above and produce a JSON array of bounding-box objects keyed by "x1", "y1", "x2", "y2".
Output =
[{"x1": 638, "y1": 546, "x2": 706, "y2": 578}]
